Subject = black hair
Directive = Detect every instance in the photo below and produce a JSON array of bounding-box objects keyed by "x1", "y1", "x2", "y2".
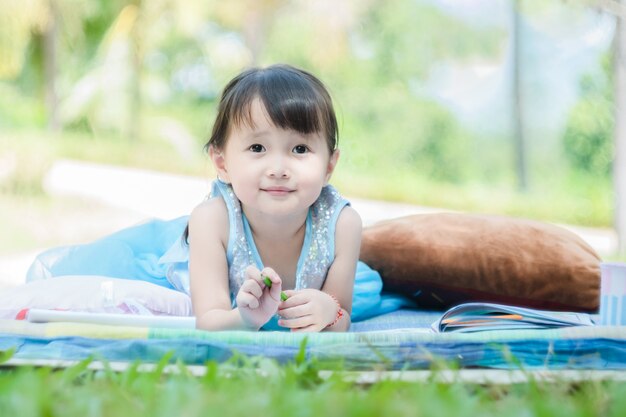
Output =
[{"x1": 206, "y1": 63, "x2": 338, "y2": 153}]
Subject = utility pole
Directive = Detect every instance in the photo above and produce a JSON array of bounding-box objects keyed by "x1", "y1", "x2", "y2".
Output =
[
  {"x1": 615, "y1": 0, "x2": 626, "y2": 257},
  {"x1": 512, "y1": 0, "x2": 528, "y2": 192},
  {"x1": 129, "y1": 0, "x2": 142, "y2": 142},
  {"x1": 43, "y1": 0, "x2": 60, "y2": 132}
]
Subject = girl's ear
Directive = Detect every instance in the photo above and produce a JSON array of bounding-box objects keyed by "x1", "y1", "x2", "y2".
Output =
[
  {"x1": 209, "y1": 145, "x2": 230, "y2": 183},
  {"x1": 324, "y1": 149, "x2": 340, "y2": 184}
]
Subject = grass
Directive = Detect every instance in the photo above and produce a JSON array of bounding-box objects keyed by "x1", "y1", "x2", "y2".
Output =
[
  {"x1": 0, "y1": 129, "x2": 211, "y2": 255},
  {"x1": 332, "y1": 165, "x2": 612, "y2": 228},
  {"x1": 0, "y1": 351, "x2": 625, "y2": 417},
  {"x1": 0, "y1": 193, "x2": 149, "y2": 254},
  {"x1": 0, "y1": 129, "x2": 209, "y2": 178}
]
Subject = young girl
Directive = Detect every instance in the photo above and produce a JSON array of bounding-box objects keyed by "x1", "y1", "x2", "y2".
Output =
[
  {"x1": 187, "y1": 64, "x2": 361, "y2": 332},
  {"x1": 26, "y1": 64, "x2": 404, "y2": 331}
]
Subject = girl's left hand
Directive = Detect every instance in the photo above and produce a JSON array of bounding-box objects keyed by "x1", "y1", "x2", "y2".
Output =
[{"x1": 277, "y1": 289, "x2": 338, "y2": 332}]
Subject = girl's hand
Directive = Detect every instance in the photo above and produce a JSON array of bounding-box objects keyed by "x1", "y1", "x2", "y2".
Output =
[
  {"x1": 236, "y1": 266, "x2": 283, "y2": 330},
  {"x1": 277, "y1": 289, "x2": 339, "y2": 332}
]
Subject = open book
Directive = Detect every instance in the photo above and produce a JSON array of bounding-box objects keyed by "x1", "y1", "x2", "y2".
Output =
[{"x1": 431, "y1": 302, "x2": 595, "y2": 333}]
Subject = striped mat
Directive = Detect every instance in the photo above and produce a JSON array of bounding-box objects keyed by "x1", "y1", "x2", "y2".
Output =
[{"x1": 1, "y1": 309, "x2": 625, "y2": 370}]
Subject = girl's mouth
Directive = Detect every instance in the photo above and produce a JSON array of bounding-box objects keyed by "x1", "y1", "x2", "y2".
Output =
[{"x1": 262, "y1": 187, "x2": 293, "y2": 196}]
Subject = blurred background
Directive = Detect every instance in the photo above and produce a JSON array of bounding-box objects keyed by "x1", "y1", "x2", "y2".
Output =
[{"x1": 0, "y1": 0, "x2": 625, "y2": 265}]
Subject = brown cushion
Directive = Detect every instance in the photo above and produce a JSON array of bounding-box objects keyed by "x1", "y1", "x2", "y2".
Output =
[{"x1": 360, "y1": 213, "x2": 601, "y2": 312}]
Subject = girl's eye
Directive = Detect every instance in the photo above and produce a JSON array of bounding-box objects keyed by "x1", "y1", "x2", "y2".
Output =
[
  {"x1": 249, "y1": 144, "x2": 265, "y2": 153},
  {"x1": 293, "y1": 145, "x2": 308, "y2": 154}
]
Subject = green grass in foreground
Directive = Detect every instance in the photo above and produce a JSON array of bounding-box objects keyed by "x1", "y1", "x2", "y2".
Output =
[{"x1": 0, "y1": 351, "x2": 624, "y2": 417}]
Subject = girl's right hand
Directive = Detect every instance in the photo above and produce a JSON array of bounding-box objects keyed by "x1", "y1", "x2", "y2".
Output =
[{"x1": 235, "y1": 266, "x2": 283, "y2": 330}]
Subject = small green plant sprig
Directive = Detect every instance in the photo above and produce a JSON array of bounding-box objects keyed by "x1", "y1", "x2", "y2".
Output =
[{"x1": 263, "y1": 276, "x2": 289, "y2": 301}]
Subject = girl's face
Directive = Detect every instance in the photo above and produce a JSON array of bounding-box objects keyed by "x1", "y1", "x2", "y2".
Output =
[{"x1": 211, "y1": 99, "x2": 339, "y2": 219}]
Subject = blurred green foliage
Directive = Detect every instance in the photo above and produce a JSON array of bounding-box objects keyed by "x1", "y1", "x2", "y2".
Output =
[
  {"x1": 563, "y1": 54, "x2": 614, "y2": 178},
  {"x1": 0, "y1": 0, "x2": 616, "y2": 229}
]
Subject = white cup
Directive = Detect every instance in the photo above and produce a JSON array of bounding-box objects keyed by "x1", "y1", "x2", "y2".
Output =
[{"x1": 599, "y1": 262, "x2": 626, "y2": 325}]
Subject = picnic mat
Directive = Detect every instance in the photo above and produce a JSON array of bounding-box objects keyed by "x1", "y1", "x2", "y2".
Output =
[{"x1": 1, "y1": 309, "x2": 625, "y2": 370}]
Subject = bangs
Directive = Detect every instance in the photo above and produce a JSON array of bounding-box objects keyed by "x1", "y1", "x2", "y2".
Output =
[{"x1": 216, "y1": 65, "x2": 337, "y2": 152}]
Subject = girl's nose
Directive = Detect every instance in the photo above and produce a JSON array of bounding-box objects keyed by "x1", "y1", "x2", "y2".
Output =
[
  {"x1": 266, "y1": 156, "x2": 289, "y2": 178},
  {"x1": 267, "y1": 166, "x2": 289, "y2": 178}
]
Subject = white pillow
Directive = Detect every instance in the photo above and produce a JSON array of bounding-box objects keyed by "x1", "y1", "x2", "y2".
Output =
[{"x1": 0, "y1": 276, "x2": 192, "y2": 320}]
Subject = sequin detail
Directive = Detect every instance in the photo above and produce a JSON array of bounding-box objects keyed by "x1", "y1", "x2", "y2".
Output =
[{"x1": 211, "y1": 180, "x2": 349, "y2": 303}]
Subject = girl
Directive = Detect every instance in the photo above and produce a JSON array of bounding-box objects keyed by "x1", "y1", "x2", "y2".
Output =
[
  {"x1": 26, "y1": 64, "x2": 404, "y2": 331},
  {"x1": 187, "y1": 64, "x2": 361, "y2": 332}
]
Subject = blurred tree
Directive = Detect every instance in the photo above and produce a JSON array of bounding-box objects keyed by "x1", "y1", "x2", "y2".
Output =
[
  {"x1": 207, "y1": 0, "x2": 287, "y2": 66},
  {"x1": 333, "y1": 0, "x2": 502, "y2": 183},
  {"x1": 567, "y1": 0, "x2": 626, "y2": 253},
  {"x1": 0, "y1": 0, "x2": 125, "y2": 131},
  {"x1": 0, "y1": 0, "x2": 53, "y2": 128},
  {"x1": 59, "y1": 0, "x2": 205, "y2": 137},
  {"x1": 60, "y1": 4, "x2": 141, "y2": 137},
  {"x1": 563, "y1": 55, "x2": 613, "y2": 177},
  {"x1": 0, "y1": 0, "x2": 45, "y2": 79}
]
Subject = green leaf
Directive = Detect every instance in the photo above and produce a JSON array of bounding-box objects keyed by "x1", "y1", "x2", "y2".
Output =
[
  {"x1": 61, "y1": 356, "x2": 93, "y2": 383},
  {"x1": 295, "y1": 336, "x2": 308, "y2": 366},
  {"x1": 0, "y1": 348, "x2": 15, "y2": 364}
]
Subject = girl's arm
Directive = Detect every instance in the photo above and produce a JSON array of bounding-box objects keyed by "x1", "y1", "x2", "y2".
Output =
[
  {"x1": 319, "y1": 205, "x2": 362, "y2": 331},
  {"x1": 188, "y1": 198, "x2": 249, "y2": 330},
  {"x1": 278, "y1": 206, "x2": 362, "y2": 332},
  {"x1": 189, "y1": 198, "x2": 283, "y2": 331}
]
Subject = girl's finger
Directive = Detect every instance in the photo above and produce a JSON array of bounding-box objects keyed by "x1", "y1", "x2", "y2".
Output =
[
  {"x1": 260, "y1": 267, "x2": 281, "y2": 288},
  {"x1": 290, "y1": 324, "x2": 318, "y2": 333},
  {"x1": 277, "y1": 304, "x2": 309, "y2": 319},
  {"x1": 278, "y1": 290, "x2": 304, "y2": 308},
  {"x1": 244, "y1": 266, "x2": 264, "y2": 285},
  {"x1": 240, "y1": 279, "x2": 262, "y2": 298},
  {"x1": 260, "y1": 267, "x2": 283, "y2": 301},
  {"x1": 281, "y1": 289, "x2": 297, "y2": 298},
  {"x1": 236, "y1": 292, "x2": 259, "y2": 309},
  {"x1": 278, "y1": 315, "x2": 311, "y2": 329}
]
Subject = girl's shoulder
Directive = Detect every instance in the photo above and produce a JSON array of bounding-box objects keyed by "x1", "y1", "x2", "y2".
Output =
[
  {"x1": 188, "y1": 196, "x2": 229, "y2": 238},
  {"x1": 191, "y1": 194, "x2": 227, "y2": 215},
  {"x1": 336, "y1": 205, "x2": 362, "y2": 234}
]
